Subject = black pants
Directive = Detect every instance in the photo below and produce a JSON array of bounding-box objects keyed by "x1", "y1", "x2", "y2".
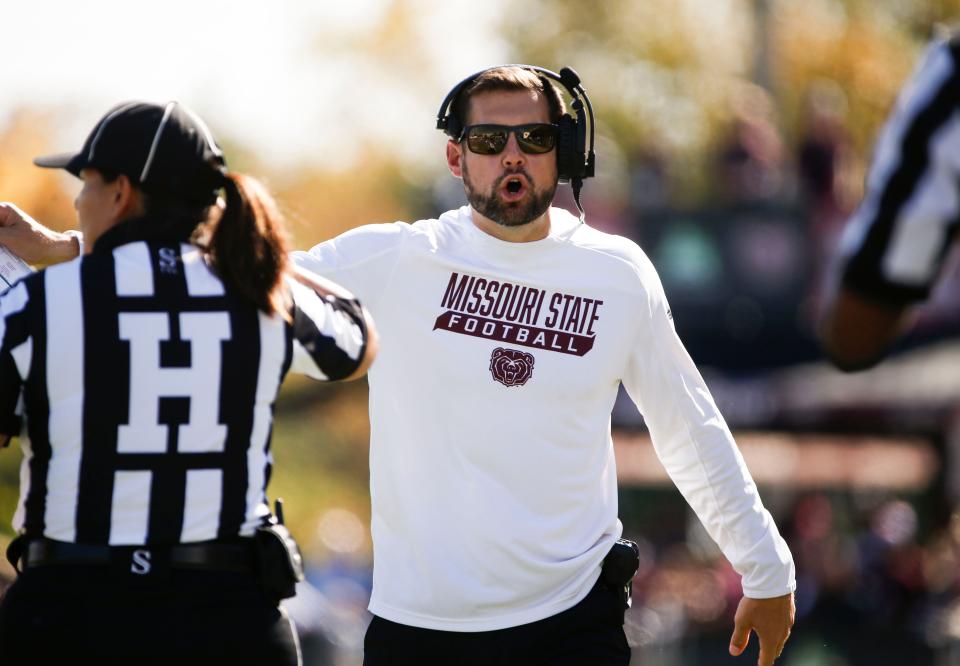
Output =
[
  {"x1": 363, "y1": 579, "x2": 631, "y2": 666},
  {"x1": 0, "y1": 564, "x2": 301, "y2": 666}
]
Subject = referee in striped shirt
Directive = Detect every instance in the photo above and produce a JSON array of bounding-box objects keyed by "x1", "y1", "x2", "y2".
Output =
[
  {"x1": 0, "y1": 102, "x2": 377, "y2": 664},
  {"x1": 822, "y1": 33, "x2": 960, "y2": 370}
]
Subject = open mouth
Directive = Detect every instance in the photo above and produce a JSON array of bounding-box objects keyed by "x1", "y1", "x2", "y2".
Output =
[{"x1": 500, "y1": 176, "x2": 527, "y2": 201}]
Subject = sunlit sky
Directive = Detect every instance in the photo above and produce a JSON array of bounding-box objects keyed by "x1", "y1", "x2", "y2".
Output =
[{"x1": 1, "y1": 0, "x2": 509, "y2": 170}]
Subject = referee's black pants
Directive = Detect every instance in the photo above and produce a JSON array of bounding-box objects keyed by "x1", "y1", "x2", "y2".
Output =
[
  {"x1": 363, "y1": 577, "x2": 631, "y2": 666},
  {"x1": 0, "y1": 565, "x2": 301, "y2": 666}
]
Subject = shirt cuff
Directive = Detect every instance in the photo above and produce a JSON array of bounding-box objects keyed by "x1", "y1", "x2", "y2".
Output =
[{"x1": 64, "y1": 230, "x2": 84, "y2": 258}]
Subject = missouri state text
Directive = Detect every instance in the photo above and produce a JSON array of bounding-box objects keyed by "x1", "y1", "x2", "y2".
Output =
[{"x1": 433, "y1": 271, "x2": 604, "y2": 356}]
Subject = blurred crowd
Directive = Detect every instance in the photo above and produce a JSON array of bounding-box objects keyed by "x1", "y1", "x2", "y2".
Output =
[
  {"x1": 275, "y1": 489, "x2": 960, "y2": 666},
  {"x1": 621, "y1": 491, "x2": 960, "y2": 666}
]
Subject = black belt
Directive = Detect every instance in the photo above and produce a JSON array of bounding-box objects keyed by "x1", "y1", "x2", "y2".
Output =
[{"x1": 17, "y1": 538, "x2": 256, "y2": 574}]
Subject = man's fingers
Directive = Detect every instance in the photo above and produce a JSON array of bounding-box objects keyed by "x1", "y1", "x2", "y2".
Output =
[
  {"x1": 729, "y1": 621, "x2": 751, "y2": 656},
  {"x1": 758, "y1": 642, "x2": 775, "y2": 666},
  {"x1": 757, "y1": 628, "x2": 787, "y2": 666},
  {"x1": 731, "y1": 593, "x2": 794, "y2": 662},
  {"x1": 776, "y1": 628, "x2": 791, "y2": 657},
  {"x1": 0, "y1": 203, "x2": 25, "y2": 228}
]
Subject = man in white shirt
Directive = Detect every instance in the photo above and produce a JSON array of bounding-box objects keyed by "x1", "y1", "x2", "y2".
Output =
[
  {"x1": 297, "y1": 66, "x2": 795, "y2": 666},
  {"x1": 0, "y1": 66, "x2": 795, "y2": 665}
]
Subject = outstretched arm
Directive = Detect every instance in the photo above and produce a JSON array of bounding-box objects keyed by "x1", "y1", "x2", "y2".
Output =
[
  {"x1": 288, "y1": 264, "x2": 378, "y2": 381},
  {"x1": 0, "y1": 203, "x2": 80, "y2": 265}
]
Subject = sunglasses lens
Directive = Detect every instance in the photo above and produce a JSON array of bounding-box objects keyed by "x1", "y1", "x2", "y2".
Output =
[
  {"x1": 517, "y1": 125, "x2": 556, "y2": 154},
  {"x1": 463, "y1": 124, "x2": 557, "y2": 155},
  {"x1": 466, "y1": 127, "x2": 508, "y2": 155}
]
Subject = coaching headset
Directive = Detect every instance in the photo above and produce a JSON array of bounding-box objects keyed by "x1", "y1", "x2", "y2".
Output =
[{"x1": 436, "y1": 65, "x2": 596, "y2": 220}]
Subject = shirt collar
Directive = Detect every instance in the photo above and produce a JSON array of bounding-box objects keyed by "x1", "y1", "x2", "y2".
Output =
[{"x1": 91, "y1": 212, "x2": 197, "y2": 254}]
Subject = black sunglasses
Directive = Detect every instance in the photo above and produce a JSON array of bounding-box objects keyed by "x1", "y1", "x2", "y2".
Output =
[{"x1": 460, "y1": 123, "x2": 558, "y2": 155}]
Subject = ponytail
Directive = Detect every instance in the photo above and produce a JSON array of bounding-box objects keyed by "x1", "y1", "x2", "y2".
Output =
[{"x1": 208, "y1": 173, "x2": 290, "y2": 316}]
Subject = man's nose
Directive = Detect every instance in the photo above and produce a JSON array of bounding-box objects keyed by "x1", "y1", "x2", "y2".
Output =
[{"x1": 500, "y1": 132, "x2": 525, "y2": 168}]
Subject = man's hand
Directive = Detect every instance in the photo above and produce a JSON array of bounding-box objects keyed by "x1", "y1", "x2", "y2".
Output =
[
  {"x1": 729, "y1": 592, "x2": 795, "y2": 666},
  {"x1": 0, "y1": 203, "x2": 80, "y2": 265}
]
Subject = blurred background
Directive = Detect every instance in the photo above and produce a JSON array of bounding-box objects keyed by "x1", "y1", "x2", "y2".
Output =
[{"x1": 2, "y1": 0, "x2": 960, "y2": 663}]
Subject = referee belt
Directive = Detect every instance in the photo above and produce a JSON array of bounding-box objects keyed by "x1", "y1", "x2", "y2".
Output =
[{"x1": 17, "y1": 538, "x2": 256, "y2": 574}]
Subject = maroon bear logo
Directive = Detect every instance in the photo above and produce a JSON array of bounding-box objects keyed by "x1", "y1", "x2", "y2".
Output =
[{"x1": 489, "y1": 348, "x2": 535, "y2": 387}]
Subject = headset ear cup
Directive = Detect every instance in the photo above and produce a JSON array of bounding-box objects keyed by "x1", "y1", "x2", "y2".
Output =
[
  {"x1": 556, "y1": 114, "x2": 578, "y2": 183},
  {"x1": 444, "y1": 115, "x2": 462, "y2": 140}
]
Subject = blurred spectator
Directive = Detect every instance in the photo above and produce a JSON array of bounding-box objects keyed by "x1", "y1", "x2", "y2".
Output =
[
  {"x1": 797, "y1": 80, "x2": 857, "y2": 270},
  {"x1": 797, "y1": 81, "x2": 853, "y2": 220},
  {"x1": 714, "y1": 85, "x2": 787, "y2": 204},
  {"x1": 627, "y1": 146, "x2": 671, "y2": 214}
]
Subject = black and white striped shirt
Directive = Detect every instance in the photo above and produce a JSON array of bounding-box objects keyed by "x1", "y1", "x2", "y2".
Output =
[
  {"x1": 0, "y1": 219, "x2": 368, "y2": 546},
  {"x1": 841, "y1": 34, "x2": 960, "y2": 304}
]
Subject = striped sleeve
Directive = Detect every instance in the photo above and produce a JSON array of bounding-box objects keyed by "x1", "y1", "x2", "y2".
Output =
[
  {"x1": 286, "y1": 277, "x2": 368, "y2": 381},
  {"x1": 0, "y1": 279, "x2": 34, "y2": 441},
  {"x1": 840, "y1": 36, "x2": 960, "y2": 304}
]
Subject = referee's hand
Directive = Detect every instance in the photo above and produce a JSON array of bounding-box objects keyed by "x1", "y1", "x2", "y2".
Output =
[
  {"x1": 728, "y1": 592, "x2": 794, "y2": 666},
  {"x1": 0, "y1": 202, "x2": 79, "y2": 265}
]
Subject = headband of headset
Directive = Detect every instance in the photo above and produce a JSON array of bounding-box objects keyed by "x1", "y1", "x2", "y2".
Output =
[{"x1": 435, "y1": 64, "x2": 596, "y2": 184}]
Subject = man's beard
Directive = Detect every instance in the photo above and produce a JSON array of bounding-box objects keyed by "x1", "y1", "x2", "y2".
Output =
[{"x1": 462, "y1": 161, "x2": 557, "y2": 228}]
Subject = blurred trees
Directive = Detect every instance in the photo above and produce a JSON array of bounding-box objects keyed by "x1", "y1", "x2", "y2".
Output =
[
  {"x1": 0, "y1": 113, "x2": 424, "y2": 253},
  {"x1": 500, "y1": 0, "x2": 960, "y2": 204},
  {"x1": 275, "y1": 154, "x2": 426, "y2": 250},
  {"x1": 0, "y1": 111, "x2": 76, "y2": 233}
]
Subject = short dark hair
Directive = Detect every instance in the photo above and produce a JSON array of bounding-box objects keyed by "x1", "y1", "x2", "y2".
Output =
[{"x1": 451, "y1": 66, "x2": 566, "y2": 134}]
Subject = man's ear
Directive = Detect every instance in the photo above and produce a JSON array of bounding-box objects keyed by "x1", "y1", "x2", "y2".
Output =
[{"x1": 446, "y1": 140, "x2": 463, "y2": 179}]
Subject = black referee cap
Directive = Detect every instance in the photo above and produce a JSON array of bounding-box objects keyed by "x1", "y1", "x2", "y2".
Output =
[{"x1": 34, "y1": 101, "x2": 227, "y2": 204}]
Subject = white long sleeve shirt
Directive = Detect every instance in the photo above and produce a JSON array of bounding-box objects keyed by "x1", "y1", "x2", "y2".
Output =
[{"x1": 295, "y1": 205, "x2": 795, "y2": 631}]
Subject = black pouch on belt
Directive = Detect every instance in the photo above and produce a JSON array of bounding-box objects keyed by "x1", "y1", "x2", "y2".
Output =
[
  {"x1": 601, "y1": 538, "x2": 641, "y2": 610},
  {"x1": 5, "y1": 534, "x2": 26, "y2": 574},
  {"x1": 254, "y1": 499, "x2": 305, "y2": 603}
]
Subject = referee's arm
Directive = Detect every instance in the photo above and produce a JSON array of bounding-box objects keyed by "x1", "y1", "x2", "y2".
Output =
[
  {"x1": 0, "y1": 203, "x2": 81, "y2": 265},
  {"x1": 0, "y1": 283, "x2": 28, "y2": 448},
  {"x1": 820, "y1": 288, "x2": 910, "y2": 372},
  {"x1": 286, "y1": 267, "x2": 378, "y2": 382},
  {"x1": 0, "y1": 352, "x2": 21, "y2": 447},
  {"x1": 289, "y1": 264, "x2": 378, "y2": 380},
  {"x1": 821, "y1": 35, "x2": 960, "y2": 371}
]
